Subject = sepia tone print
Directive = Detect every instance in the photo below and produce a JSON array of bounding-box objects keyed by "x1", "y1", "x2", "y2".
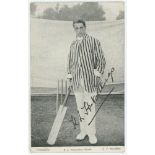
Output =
[{"x1": 30, "y1": 1, "x2": 125, "y2": 152}]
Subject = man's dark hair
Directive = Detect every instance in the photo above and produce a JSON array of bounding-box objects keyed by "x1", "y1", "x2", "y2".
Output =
[{"x1": 73, "y1": 19, "x2": 86, "y2": 27}]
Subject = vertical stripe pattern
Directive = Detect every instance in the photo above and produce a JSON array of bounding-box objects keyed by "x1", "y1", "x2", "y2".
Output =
[{"x1": 67, "y1": 34, "x2": 106, "y2": 93}]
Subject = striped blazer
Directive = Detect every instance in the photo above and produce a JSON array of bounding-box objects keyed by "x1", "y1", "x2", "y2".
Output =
[{"x1": 67, "y1": 34, "x2": 106, "y2": 93}]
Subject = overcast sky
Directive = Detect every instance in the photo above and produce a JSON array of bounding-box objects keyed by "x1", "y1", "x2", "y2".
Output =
[{"x1": 35, "y1": 1, "x2": 124, "y2": 21}]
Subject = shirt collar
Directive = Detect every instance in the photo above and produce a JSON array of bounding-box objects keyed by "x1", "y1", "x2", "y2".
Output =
[{"x1": 76, "y1": 33, "x2": 88, "y2": 41}]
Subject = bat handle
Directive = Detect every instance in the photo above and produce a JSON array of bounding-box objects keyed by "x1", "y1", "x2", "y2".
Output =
[{"x1": 62, "y1": 86, "x2": 72, "y2": 107}]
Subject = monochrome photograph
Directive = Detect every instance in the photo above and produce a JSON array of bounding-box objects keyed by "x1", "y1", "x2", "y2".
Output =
[{"x1": 30, "y1": 1, "x2": 125, "y2": 152}]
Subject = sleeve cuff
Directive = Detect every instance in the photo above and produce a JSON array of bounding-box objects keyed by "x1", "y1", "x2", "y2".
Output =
[
  {"x1": 94, "y1": 69, "x2": 102, "y2": 77},
  {"x1": 66, "y1": 74, "x2": 73, "y2": 79}
]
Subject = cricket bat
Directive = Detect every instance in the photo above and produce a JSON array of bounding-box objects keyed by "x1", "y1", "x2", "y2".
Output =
[{"x1": 47, "y1": 86, "x2": 72, "y2": 145}]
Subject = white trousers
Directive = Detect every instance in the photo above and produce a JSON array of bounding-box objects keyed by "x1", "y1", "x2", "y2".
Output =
[{"x1": 74, "y1": 78, "x2": 97, "y2": 136}]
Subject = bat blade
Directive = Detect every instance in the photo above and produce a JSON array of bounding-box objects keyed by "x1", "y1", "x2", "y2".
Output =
[{"x1": 47, "y1": 105, "x2": 67, "y2": 145}]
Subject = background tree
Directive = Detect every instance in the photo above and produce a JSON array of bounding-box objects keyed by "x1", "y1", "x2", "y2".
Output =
[
  {"x1": 42, "y1": 8, "x2": 57, "y2": 20},
  {"x1": 73, "y1": 2, "x2": 105, "y2": 21},
  {"x1": 42, "y1": 2, "x2": 106, "y2": 21},
  {"x1": 55, "y1": 3, "x2": 60, "y2": 13},
  {"x1": 30, "y1": 3, "x2": 37, "y2": 16},
  {"x1": 58, "y1": 5, "x2": 71, "y2": 20},
  {"x1": 116, "y1": 10, "x2": 124, "y2": 20}
]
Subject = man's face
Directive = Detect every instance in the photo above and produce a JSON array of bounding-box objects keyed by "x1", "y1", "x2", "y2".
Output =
[{"x1": 73, "y1": 23, "x2": 86, "y2": 37}]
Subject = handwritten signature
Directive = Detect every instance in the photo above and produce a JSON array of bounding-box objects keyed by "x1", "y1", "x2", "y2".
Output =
[
  {"x1": 81, "y1": 101, "x2": 93, "y2": 115},
  {"x1": 97, "y1": 67, "x2": 115, "y2": 93},
  {"x1": 88, "y1": 67, "x2": 115, "y2": 125},
  {"x1": 69, "y1": 115, "x2": 79, "y2": 129},
  {"x1": 90, "y1": 67, "x2": 115, "y2": 105},
  {"x1": 77, "y1": 110, "x2": 84, "y2": 122},
  {"x1": 80, "y1": 67, "x2": 115, "y2": 125},
  {"x1": 88, "y1": 87, "x2": 115, "y2": 126},
  {"x1": 70, "y1": 67, "x2": 115, "y2": 127}
]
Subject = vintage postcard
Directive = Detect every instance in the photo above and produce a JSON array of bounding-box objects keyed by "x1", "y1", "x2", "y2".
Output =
[{"x1": 30, "y1": 1, "x2": 125, "y2": 153}]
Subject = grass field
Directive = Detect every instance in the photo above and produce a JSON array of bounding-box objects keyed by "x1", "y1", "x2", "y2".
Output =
[{"x1": 31, "y1": 94, "x2": 124, "y2": 147}]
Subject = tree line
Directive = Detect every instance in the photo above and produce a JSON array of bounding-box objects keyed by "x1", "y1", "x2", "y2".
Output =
[{"x1": 30, "y1": 2, "x2": 124, "y2": 21}]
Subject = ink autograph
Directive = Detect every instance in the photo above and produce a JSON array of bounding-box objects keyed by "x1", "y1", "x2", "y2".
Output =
[
  {"x1": 88, "y1": 87, "x2": 115, "y2": 126},
  {"x1": 69, "y1": 67, "x2": 115, "y2": 128},
  {"x1": 81, "y1": 101, "x2": 93, "y2": 115},
  {"x1": 69, "y1": 115, "x2": 79, "y2": 129}
]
